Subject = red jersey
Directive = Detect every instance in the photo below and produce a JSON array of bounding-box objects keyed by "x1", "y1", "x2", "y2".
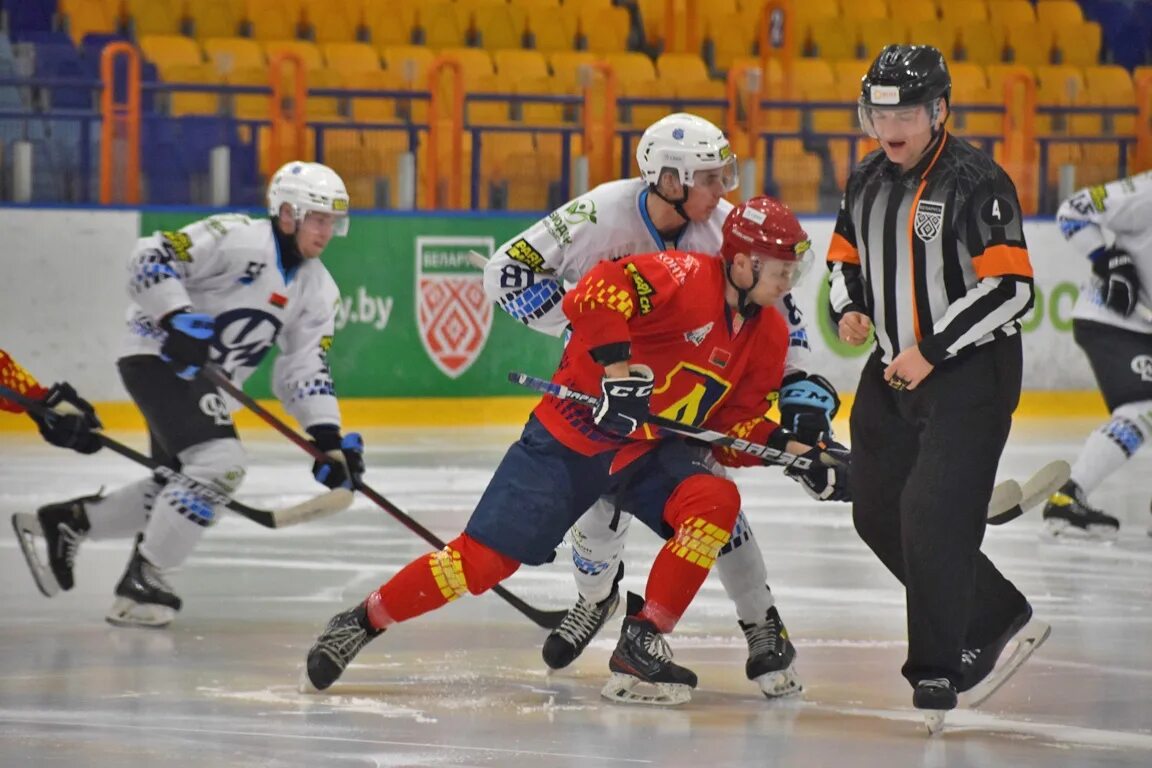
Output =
[{"x1": 532, "y1": 250, "x2": 789, "y2": 468}]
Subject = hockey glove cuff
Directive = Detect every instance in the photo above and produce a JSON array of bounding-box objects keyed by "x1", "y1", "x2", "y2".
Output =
[
  {"x1": 594, "y1": 364, "x2": 655, "y2": 436},
  {"x1": 308, "y1": 425, "x2": 366, "y2": 490},
  {"x1": 160, "y1": 310, "x2": 215, "y2": 380},
  {"x1": 779, "y1": 372, "x2": 840, "y2": 444},
  {"x1": 784, "y1": 441, "x2": 851, "y2": 502},
  {"x1": 31, "y1": 382, "x2": 103, "y2": 454}
]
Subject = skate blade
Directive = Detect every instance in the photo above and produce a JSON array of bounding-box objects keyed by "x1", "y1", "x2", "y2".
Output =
[
  {"x1": 105, "y1": 598, "x2": 177, "y2": 629},
  {"x1": 600, "y1": 672, "x2": 693, "y2": 706},
  {"x1": 963, "y1": 618, "x2": 1051, "y2": 708},
  {"x1": 753, "y1": 666, "x2": 804, "y2": 699},
  {"x1": 297, "y1": 666, "x2": 321, "y2": 694},
  {"x1": 1042, "y1": 518, "x2": 1119, "y2": 542},
  {"x1": 11, "y1": 513, "x2": 60, "y2": 598},
  {"x1": 922, "y1": 709, "x2": 947, "y2": 735}
]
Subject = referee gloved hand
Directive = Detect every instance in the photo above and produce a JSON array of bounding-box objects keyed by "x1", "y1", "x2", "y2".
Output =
[
  {"x1": 784, "y1": 441, "x2": 851, "y2": 502},
  {"x1": 308, "y1": 425, "x2": 366, "y2": 490},
  {"x1": 594, "y1": 364, "x2": 655, "y2": 436},
  {"x1": 1092, "y1": 247, "x2": 1140, "y2": 317}
]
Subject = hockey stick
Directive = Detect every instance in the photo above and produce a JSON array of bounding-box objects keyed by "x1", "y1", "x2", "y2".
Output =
[
  {"x1": 510, "y1": 371, "x2": 1051, "y2": 524},
  {"x1": 0, "y1": 381, "x2": 352, "y2": 529},
  {"x1": 202, "y1": 365, "x2": 569, "y2": 630},
  {"x1": 507, "y1": 371, "x2": 832, "y2": 470}
]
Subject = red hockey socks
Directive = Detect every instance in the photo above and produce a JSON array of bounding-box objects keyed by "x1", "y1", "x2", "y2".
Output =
[{"x1": 640, "y1": 474, "x2": 740, "y2": 632}]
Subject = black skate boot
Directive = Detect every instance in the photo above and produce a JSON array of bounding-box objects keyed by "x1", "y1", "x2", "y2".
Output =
[
  {"x1": 11, "y1": 491, "x2": 99, "y2": 597},
  {"x1": 304, "y1": 601, "x2": 384, "y2": 691},
  {"x1": 106, "y1": 536, "x2": 183, "y2": 629},
  {"x1": 542, "y1": 562, "x2": 623, "y2": 670},
  {"x1": 1042, "y1": 480, "x2": 1119, "y2": 540},
  {"x1": 601, "y1": 592, "x2": 697, "y2": 706},
  {"x1": 960, "y1": 602, "x2": 1051, "y2": 708},
  {"x1": 740, "y1": 604, "x2": 803, "y2": 698},
  {"x1": 914, "y1": 678, "x2": 957, "y2": 735}
]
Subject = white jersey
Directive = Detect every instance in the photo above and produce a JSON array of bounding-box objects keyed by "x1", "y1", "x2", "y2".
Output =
[
  {"x1": 122, "y1": 213, "x2": 343, "y2": 430},
  {"x1": 484, "y1": 178, "x2": 812, "y2": 372},
  {"x1": 1057, "y1": 171, "x2": 1152, "y2": 334}
]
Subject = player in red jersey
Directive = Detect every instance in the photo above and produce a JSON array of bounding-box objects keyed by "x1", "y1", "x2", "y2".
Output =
[{"x1": 301, "y1": 197, "x2": 851, "y2": 706}]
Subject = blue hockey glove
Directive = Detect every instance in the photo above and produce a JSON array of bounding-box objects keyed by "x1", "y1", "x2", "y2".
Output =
[
  {"x1": 779, "y1": 372, "x2": 840, "y2": 444},
  {"x1": 784, "y1": 441, "x2": 851, "y2": 502},
  {"x1": 594, "y1": 364, "x2": 654, "y2": 435},
  {"x1": 31, "y1": 382, "x2": 103, "y2": 454},
  {"x1": 308, "y1": 425, "x2": 366, "y2": 490},
  {"x1": 1091, "y1": 247, "x2": 1140, "y2": 317},
  {"x1": 160, "y1": 310, "x2": 215, "y2": 380}
]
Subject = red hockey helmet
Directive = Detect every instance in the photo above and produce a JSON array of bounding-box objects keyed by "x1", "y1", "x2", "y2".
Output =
[{"x1": 720, "y1": 196, "x2": 813, "y2": 281}]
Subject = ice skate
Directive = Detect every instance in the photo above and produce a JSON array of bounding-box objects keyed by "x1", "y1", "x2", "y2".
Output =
[
  {"x1": 11, "y1": 491, "x2": 99, "y2": 597},
  {"x1": 1042, "y1": 480, "x2": 1119, "y2": 541},
  {"x1": 105, "y1": 536, "x2": 183, "y2": 629},
  {"x1": 542, "y1": 563, "x2": 623, "y2": 670},
  {"x1": 962, "y1": 615, "x2": 1051, "y2": 708},
  {"x1": 740, "y1": 605, "x2": 803, "y2": 698},
  {"x1": 303, "y1": 601, "x2": 383, "y2": 691},
  {"x1": 913, "y1": 678, "x2": 956, "y2": 735},
  {"x1": 601, "y1": 593, "x2": 697, "y2": 706}
]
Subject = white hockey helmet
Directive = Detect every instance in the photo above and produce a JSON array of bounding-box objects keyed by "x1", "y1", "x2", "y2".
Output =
[
  {"x1": 267, "y1": 161, "x2": 351, "y2": 236},
  {"x1": 635, "y1": 112, "x2": 739, "y2": 193}
]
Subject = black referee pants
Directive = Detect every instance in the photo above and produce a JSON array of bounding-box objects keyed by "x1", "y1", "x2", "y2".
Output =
[{"x1": 849, "y1": 335, "x2": 1030, "y2": 688}]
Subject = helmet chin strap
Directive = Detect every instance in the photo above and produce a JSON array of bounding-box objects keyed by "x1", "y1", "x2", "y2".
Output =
[
  {"x1": 725, "y1": 259, "x2": 763, "y2": 319},
  {"x1": 649, "y1": 183, "x2": 691, "y2": 223}
]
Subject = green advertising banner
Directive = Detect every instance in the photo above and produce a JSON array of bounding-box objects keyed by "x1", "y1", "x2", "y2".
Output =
[{"x1": 140, "y1": 212, "x2": 565, "y2": 398}]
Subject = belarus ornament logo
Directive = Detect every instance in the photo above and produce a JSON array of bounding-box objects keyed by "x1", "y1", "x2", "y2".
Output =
[{"x1": 415, "y1": 236, "x2": 494, "y2": 379}]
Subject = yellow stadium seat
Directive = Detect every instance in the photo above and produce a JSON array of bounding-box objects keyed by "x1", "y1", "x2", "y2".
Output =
[
  {"x1": 494, "y1": 49, "x2": 549, "y2": 79},
  {"x1": 563, "y1": 0, "x2": 612, "y2": 33},
  {"x1": 474, "y1": 5, "x2": 528, "y2": 50},
  {"x1": 1036, "y1": 0, "x2": 1084, "y2": 28},
  {"x1": 907, "y1": 21, "x2": 957, "y2": 59},
  {"x1": 512, "y1": 0, "x2": 561, "y2": 9},
  {"x1": 515, "y1": 75, "x2": 566, "y2": 124},
  {"x1": 187, "y1": 0, "x2": 245, "y2": 39},
  {"x1": 467, "y1": 73, "x2": 513, "y2": 124},
  {"x1": 323, "y1": 143, "x2": 381, "y2": 208},
  {"x1": 892, "y1": 3, "x2": 938, "y2": 26},
  {"x1": 264, "y1": 40, "x2": 324, "y2": 70},
  {"x1": 418, "y1": 3, "x2": 470, "y2": 49},
  {"x1": 160, "y1": 63, "x2": 223, "y2": 116},
  {"x1": 707, "y1": 12, "x2": 755, "y2": 72},
  {"x1": 363, "y1": 0, "x2": 418, "y2": 48},
  {"x1": 323, "y1": 42, "x2": 381, "y2": 73},
  {"x1": 246, "y1": 0, "x2": 305, "y2": 40},
  {"x1": 656, "y1": 53, "x2": 709, "y2": 83},
  {"x1": 306, "y1": 6, "x2": 362, "y2": 43},
  {"x1": 855, "y1": 19, "x2": 908, "y2": 62},
  {"x1": 381, "y1": 45, "x2": 436, "y2": 86},
  {"x1": 58, "y1": 0, "x2": 118, "y2": 45},
  {"x1": 841, "y1": 0, "x2": 888, "y2": 22},
  {"x1": 437, "y1": 46, "x2": 496, "y2": 85},
  {"x1": 832, "y1": 59, "x2": 866, "y2": 97},
  {"x1": 582, "y1": 7, "x2": 631, "y2": 54},
  {"x1": 305, "y1": 68, "x2": 344, "y2": 119},
  {"x1": 226, "y1": 65, "x2": 272, "y2": 118},
  {"x1": 940, "y1": 1, "x2": 987, "y2": 26},
  {"x1": 343, "y1": 69, "x2": 407, "y2": 122},
  {"x1": 548, "y1": 50, "x2": 598, "y2": 90},
  {"x1": 203, "y1": 37, "x2": 265, "y2": 75},
  {"x1": 674, "y1": 78, "x2": 726, "y2": 126},
  {"x1": 620, "y1": 77, "x2": 676, "y2": 127},
  {"x1": 947, "y1": 62, "x2": 998, "y2": 135},
  {"x1": 602, "y1": 51, "x2": 658, "y2": 84},
  {"x1": 139, "y1": 35, "x2": 204, "y2": 72},
  {"x1": 1047, "y1": 21, "x2": 1102, "y2": 68},
  {"x1": 954, "y1": 21, "x2": 1001, "y2": 64},
  {"x1": 807, "y1": 22, "x2": 858, "y2": 61},
  {"x1": 1035, "y1": 64, "x2": 1087, "y2": 134},
  {"x1": 989, "y1": 1, "x2": 1036, "y2": 28},
  {"x1": 126, "y1": 0, "x2": 185, "y2": 36},
  {"x1": 1003, "y1": 25, "x2": 1055, "y2": 67},
  {"x1": 524, "y1": 8, "x2": 575, "y2": 52},
  {"x1": 1084, "y1": 64, "x2": 1136, "y2": 134},
  {"x1": 771, "y1": 138, "x2": 822, "y2": 214}
]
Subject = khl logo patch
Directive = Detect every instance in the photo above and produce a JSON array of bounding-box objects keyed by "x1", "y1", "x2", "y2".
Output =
[{"x1": 914, "y1": 200, "x2": 945, "y2": 243}]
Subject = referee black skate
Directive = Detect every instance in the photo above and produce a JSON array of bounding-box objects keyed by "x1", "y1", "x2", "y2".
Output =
[{"x1": 826, "y1": 44, "x2": 1050, "y2": 733}]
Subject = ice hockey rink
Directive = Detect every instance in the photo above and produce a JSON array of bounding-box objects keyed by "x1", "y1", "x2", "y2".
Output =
[{"x1": 2, "y1": 416, "x2": 1152, "y2": 768}]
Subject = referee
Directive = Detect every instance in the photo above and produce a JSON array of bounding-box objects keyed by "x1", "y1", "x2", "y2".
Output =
[{"x1": 827, "y1": 44, "x2": 1049, "y2": 724}]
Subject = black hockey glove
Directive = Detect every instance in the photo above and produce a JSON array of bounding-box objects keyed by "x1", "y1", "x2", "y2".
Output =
[
  {"x1": 778, "y1": 372, "x2": 841, "y2": 444},
  {"x1": 308, "y1": 425, "x2": 366, "y2": 490},
  {"x1": 30, "y1": 382, "x2": 103, "y2": 454},
  {"x1": 1092, "y1": 247, "x2": 1140, "y2": 317},
  {"x1": 594, "y1": 364, "x2": 655, "y2": 435},
  {"x1": 159, "y1": 310, "x2": 215, "y2": 380},
  {"x1": 784, "y1": 441, "x2": 851, "y2": 502}
]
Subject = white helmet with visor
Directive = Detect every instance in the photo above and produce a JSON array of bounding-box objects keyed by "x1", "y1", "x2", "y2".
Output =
[
  {"x1": 635, "y1": 112, "x2": 739, "y2": 194},
  {"x1": 267, "y1": 161, "x2": 351, "y2": 236}
]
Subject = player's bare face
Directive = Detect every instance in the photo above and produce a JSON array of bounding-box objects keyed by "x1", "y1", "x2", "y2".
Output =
[
  {"x1": 748, "y1": 257, "x2": 797, "y2": 306},
  {"x1": 868, "y1": 104, "x2": 935, "y2": 170},
  {"x1": 683, "y1": 168, "x2": 733, "y2": 220},
  {"x1": 296, "y1": 212, "x2": 340, "y2": 258}
]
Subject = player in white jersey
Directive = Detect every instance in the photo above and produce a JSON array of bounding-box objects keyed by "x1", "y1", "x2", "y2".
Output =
[
  {"x1": 485, "y1": 113, "x2": 841, "y2": 698},
  {"x1": 12, "y1": 161, "x2": 367, "y2": 627},
  {"x1": 1044, "y1": 172, "x2": 1152, "y2": 539}
]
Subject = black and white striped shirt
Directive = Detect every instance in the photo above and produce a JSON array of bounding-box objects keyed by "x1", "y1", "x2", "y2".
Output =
[{"x1": 827, "y1": 131, "x2": 1035, "y2": 366}]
